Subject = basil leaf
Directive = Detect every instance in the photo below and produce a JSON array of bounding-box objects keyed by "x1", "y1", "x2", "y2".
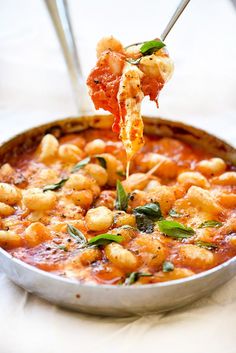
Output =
[
  {"x1": 95, "y1": 156, "x2": 107, "y2": 169},
  {"x1": 133, "y1": 202, "x2": 162, "y2": 233},
  {"x1": 43, "y1": 178, "x2": 68, "y2": 192},
  {"x1": 198, "y1": 220, "x2": 223, "y2": 229},
  {"x1": 169, "y1": 209, "x2": 183, "y2": 218},
  {"x1": 162, "y1": 261, "x2": 174, "y2": 273},
  {"x1": 134, "y1": 203, "x2": 162, "y2": 221},
  {"x1": 126, "y1": 57, "x2": 142, "y2": 65},
  {"x1": 125, "y1": 272, "x2": 152, "y2": 285},
  {"x1": 88, "y1": 234, "x2": 123, "y2": 246},
  {"x1": 158, "y1": 220, "x2": 195, "y2": 239},
  {"x1": 115, "y1": 180, "x2": 129, "y2": 211},
  {"x1": 71, "y1": 157, "x2": 91, "y2": 173},
  {"x1": 67, "y1": 224, "x2": 87, "y2": 245},
  {"x1": 140, "y1": 40, "x2": 165, "y2": 56},
  {"x1": 195, "y1": 241, "x2": 218, "y2": 250},
  {"x1": 135, "y1": 214, "x2": 155, "y2": 233}
]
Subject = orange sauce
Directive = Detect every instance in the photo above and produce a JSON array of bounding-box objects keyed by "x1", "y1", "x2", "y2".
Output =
[{"x1": 1, "y1": 129, "x2": 234, "y2": 285}]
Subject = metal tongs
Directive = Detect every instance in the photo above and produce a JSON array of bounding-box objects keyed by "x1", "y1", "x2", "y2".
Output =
[
  {"x1": 45, "y1": 0, "x2": 191, "y2": 114},
  {"x1": 45, "y1": 0, "x2": 92, "y2": 114}
]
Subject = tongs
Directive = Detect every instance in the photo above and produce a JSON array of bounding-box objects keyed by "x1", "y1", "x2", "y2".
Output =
[
  {"x1": 44, "y1": 0, "x2": 190, "y2": 114},
  {"x1": 45, "y1": 0, "x2": 92, "y2": 114}
]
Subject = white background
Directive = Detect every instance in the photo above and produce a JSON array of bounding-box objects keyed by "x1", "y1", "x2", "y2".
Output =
[{"x1": 0, "y1": 1, "x2": 236, "y2": 352}]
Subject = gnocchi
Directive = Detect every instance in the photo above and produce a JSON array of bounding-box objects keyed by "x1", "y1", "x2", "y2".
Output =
[
  {"x1": 0, "y1": 183, "x2": 21, "y2": 205},
  {"x1": 196, "y1": 158, "x2": 226, "y2": 176},
  {"x1": 58, "y1": 144, "x2": 83, "y2": 162},
  {"x1": 38, "y1": 134, "x2": 59, "y2": 162},
  {"x1": 23, "y1": 188, "x2": 57, "y2": 211},
  {"x1": 105, "y1": 242, "x2": 138, "y2": 271},
  {"x1": 186, "y1": 186, "x2": 222, "y2": 214},
  {"x1": 133, "y1": 235, "x2": 166, "y2": 269},
  {"x1": 24, "y1": 222, "x2": 51, "y2": 247},
  {"x1": 0, "y1": 202, "x2": 15, "y2": 216},
  {"x1": 96, "y1": 153, "x2": 124, "y2": 186},
  {"x1": 85, "y1": 206, "x2": 113, "y2": 231},
  {"x1": 177, "y1": 171, "x2": 209, "y2": 190},
  {"x1": 179, "y1": 244, "x2": 215, "y2": 269},
  {"x1": 212, "y1": 172, "x2": 236, "y2": 185},
  {"x1": 79, "y1": 247, "x2": 102, "y2": 266},
  {"x1": 0, "y1": 127, "x2": 235, "y2": 286},
  {"x1": 84, "y1": 163, "x2": 108, "y2": 186},
  {"x1": 0, "y1": 230, "x2": 22, "y2": 249},
  {"x1": 84, "y1": 139, "x2": 106, "y2": 155},
  {"x1": 65, "y1": 174, "x2": 93, "y2": 191},
  {"x1": 136, "y1": 153, "x2": 178, "y2": 178}
]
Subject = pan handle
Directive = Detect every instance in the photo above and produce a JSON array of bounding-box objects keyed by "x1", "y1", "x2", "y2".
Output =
[{"x1": 45, "y1": 0, "x2": 92, "y2": 114}]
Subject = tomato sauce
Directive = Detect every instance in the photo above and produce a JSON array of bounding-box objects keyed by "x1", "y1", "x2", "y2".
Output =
[
  {"x1": 87, "y1": 51, "x2": 126, "y2": 132},
  {"x1": 0, "y1": 128, "x2": 235, "y2": 285}
]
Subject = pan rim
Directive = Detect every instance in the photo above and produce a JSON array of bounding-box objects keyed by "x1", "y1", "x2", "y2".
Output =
[
  {"x1": 0, "y1": 114, "x2": 235, "y2": 150},
  {"x1": 1, "y1": 246, "x2": 236, "y2": 290}
]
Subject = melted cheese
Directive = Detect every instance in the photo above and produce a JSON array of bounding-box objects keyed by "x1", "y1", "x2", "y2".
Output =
[
  {"x1": 117, "y1": 63, "x2": 144, "y2": 172},
  {"x1": 87, "y1": 37, "x2": 174, "y2": 173}
]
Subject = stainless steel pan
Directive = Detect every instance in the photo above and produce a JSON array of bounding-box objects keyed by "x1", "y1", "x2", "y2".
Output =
[{"x1": 0, "y1": 115, "x2": 235, "y2": 317}]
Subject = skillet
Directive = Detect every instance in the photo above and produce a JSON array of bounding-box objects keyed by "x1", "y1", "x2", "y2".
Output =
[{"x1": 0, "y1": 114, "x2": 235, "y2": 317}]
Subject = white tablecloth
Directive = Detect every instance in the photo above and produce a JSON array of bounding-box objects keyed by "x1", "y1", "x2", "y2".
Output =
[{"x1": 0, "y1": 1, "x2": 235, "y2": 352}]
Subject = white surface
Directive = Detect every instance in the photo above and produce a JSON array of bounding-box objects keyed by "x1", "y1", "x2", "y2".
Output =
[{"x1": 0, "y1": 0, "x2": 236, "y2": 352}]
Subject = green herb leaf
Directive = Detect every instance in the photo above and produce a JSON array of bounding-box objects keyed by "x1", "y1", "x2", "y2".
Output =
[
  {"x1": 115, "y1": 180, "x2": 129, "y2": 211},
  {"x1": 43, "y1": 178, "x2": 68, "y2": 192},
  {"x1": 198, "y1": 220, "x2": 223, "y2": 229},
  {"x1": 135, "y1": 214, "x2": 155, "y2": 233},
  {"x1": 125, "y1": 272, "x2": 152, "y2": 285},
  {"x1": 169, "y1": 209, "x2": 183, "y2": 218},
  {"x1": 95, "y1": 156, "x2": 107, "y2": 169},
  {"x1": 71, "y1": 157, "x2": 91, "y2": 173},
  {"x1": 67, "y1": 224, "x2": 87, "y2": 246},
  {"x1": 162, "y1": 261, "x2": 174, "y2": 273},
  {"x1": 134, "y1": 203, "x2": 163, "y2": 221},
  {"x1": 195, "y1": 241, "x2": 218, "y2": 250},
  {"x1": 126, "y1": 57, "x2": 142, "y2": 65},
  {"x1": 133, "y1": 202, "x2": 162, "y2": 233},
  {"x1": 140, "y1": 40, "x2": 165, "y2": 56},
  {"x1": 158, "y1": 220, "x2": 195, "y2": 239},
  {"x1": 88, "y1": 233, "x2": 123, "y2": 246}
]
